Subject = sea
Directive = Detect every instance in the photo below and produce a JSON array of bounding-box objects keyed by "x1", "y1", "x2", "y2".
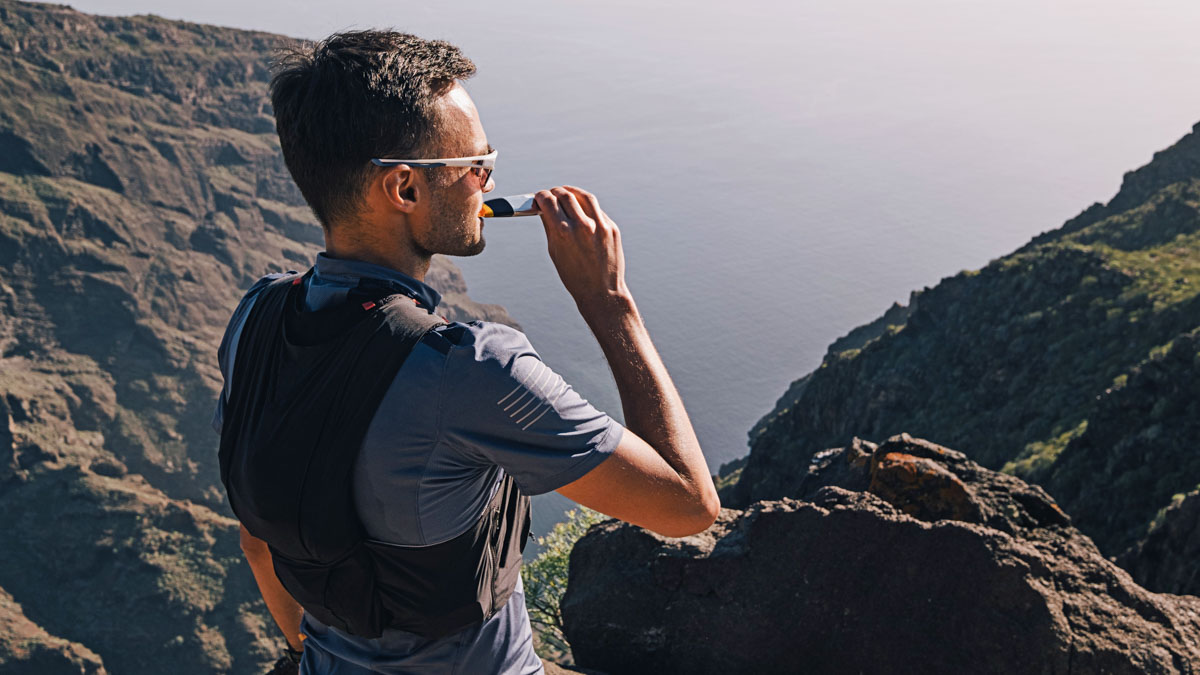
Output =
[{"x1": 71, "y1": 0, "x2": 1200, "y2": 537}]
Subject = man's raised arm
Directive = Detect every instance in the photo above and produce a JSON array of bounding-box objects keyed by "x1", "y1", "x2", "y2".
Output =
[{"x1": 536, "y1": 187, "x2": 720, "y2": 538}]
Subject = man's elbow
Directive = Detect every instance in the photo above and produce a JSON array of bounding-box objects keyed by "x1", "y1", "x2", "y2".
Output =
[
  {"x1": 693, "y1": 487, "x2": 722, "y2": 532},
  {"x1": 659, "y1": 489, "x2": 721, "y2": 538}
]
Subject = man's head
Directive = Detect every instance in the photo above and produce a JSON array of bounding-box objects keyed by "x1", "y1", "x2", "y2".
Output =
[{"x1": 270, "y1": 30, "x2": 493, "y2": 259}]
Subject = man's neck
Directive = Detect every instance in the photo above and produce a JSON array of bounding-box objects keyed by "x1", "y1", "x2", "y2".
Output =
[{"x1": 324, "y1": 228, "x2": 430, "y2": 282}]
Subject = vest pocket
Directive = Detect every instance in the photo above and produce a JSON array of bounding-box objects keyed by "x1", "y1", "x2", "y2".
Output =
[{"x1": 484, "y1": 503, "x2": 502, "y2": 611}]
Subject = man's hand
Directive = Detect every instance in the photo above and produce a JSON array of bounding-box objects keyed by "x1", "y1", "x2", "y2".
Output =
[
  {"x1": 264, "y1": 647, "x2": 302, "y2": 675},
  {"x1": 533, "y1": 186, "x2": 630, "y2": 317}
]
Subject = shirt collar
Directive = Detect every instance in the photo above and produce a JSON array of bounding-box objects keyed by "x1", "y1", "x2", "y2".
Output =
[{"x1": 311, "y1": 252, "x2": 443, "y2": 310}]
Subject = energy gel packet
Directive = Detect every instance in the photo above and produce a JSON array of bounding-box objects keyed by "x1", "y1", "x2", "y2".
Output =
[{"x1": 479, "y1": 194, "x2": 538, "y2": 217}]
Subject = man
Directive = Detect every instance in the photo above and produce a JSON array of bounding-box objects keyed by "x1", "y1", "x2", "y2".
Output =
[{"x1": 214, "y1": 30, "x2": 719, "y2": 674}]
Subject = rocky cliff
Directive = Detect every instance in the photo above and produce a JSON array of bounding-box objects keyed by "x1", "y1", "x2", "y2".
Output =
[
  {"x1": 565, "y1": 435, "x2": 1200, "y2": 674},
  {"x1": 726, "y1": 121, "x2": 1200, "y2": 563},
  {"x1": 0, "y1": 1, "x2": 515, "y2": 671}
]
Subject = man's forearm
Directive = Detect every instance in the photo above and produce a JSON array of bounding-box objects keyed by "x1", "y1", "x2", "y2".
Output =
[
  {"x1": 240, "y1": 525, "x2": 305, "y2": 651},
  {"x1": 582, "y1": 293, "x2": 713, "y2": 495}
]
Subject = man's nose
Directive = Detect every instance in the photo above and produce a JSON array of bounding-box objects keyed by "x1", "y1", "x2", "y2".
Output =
[{"x1": 482, "y1": 175, "x2": 495, "y2": 193}]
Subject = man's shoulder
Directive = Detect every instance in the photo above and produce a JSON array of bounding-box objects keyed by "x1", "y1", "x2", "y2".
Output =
[
  {"x1": 414, "y1": 320, "x2": 544, "y2": 406},
  {"x1": 423, "y1": 319, "x2": 534, "y2": 361},
  {"x1": 219, "y1": 271, "x2": 301, "y2": 342},
  {"x1": 247, "y1": 270, "x2": 302, "y2": 298},
  {"x1": 231, "y1": 271, "x2": 302, "y2": 316}
]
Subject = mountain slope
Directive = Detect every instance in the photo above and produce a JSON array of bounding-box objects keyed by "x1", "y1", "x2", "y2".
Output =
[{"x1": 729, "y1": 121, "x2": 1200, "y2": 560}]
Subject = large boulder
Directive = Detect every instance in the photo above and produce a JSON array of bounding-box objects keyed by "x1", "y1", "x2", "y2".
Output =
[{"x1": 562, "y1": 435, "x2": 1200, "y2": 674}]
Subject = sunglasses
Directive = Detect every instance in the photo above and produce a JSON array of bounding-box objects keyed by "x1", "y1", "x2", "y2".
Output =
[{"x1": 370, "y1": 149, "x2": 497, "y2": 188}]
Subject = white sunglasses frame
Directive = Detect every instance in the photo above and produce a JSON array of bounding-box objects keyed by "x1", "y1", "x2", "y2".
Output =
[{"x1": 369, "y1": 149, "x2": 498, "y2": 169}]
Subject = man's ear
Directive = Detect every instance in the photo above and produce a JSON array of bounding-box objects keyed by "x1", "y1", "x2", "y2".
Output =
[{"x1": 381, "y1": 167, "x2": 420, "y2": 213}]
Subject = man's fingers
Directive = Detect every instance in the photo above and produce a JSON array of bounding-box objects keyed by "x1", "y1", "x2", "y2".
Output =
[
  {"x1": 553, "y1": 188, "x2": 595, "y2": 232},
  {"x1": 562, "y1": 185, "x2": 594, "y2": 201},
  {"x1": 562, "y1": 185, "x2": 605, "y2": 224},
  {"x1": 540, "y1": 187, "x2": 596, "y2": 234},
  {"x1": 534, "y1": 185, "x2": 627, "y2": 312},
  {"x1": 534, "y1": 190, "x2": 568, "y2": 237}
]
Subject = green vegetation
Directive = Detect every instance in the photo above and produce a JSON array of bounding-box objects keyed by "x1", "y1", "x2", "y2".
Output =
[
  {"x1": 522, "y1": 507, "x2": 606, "y2": 662},
  {"x1": 715, "y1": 465, "x2": 743, "y2": 492},
  {"x1": 1147, "y1": 485, "x2": 1200, "y2": 533},
  {"x1": 1004, "y1": 420, "x2": 1088, "y2": 478}
]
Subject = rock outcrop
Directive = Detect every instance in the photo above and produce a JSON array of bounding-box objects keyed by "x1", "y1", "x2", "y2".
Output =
[{"x1": 563, "y1": 435, "x2": 1200, "y2": 674}]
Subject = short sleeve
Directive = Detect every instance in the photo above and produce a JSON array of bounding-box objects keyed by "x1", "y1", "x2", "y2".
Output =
[{"x1": 436, "y1": 322, "x2": 623, "y2": 495}]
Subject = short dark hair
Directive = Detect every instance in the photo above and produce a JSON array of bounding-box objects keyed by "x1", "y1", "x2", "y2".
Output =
[{"x1": 269, "y1": 30, "x2": 475, "y2": 228}]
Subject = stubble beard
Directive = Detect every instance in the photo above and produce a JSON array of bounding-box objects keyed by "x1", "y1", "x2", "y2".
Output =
[{"x1": 420, "y1": 191, "x2": 486, "y2": 258}]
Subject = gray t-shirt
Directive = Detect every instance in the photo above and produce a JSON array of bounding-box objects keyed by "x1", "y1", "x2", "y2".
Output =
[{"x1": 214, "y1": 253, "x2": 622, "y2": 674}]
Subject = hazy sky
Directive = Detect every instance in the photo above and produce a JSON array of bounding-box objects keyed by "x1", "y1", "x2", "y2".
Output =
[{"x1": 62, "y1": 0, "x2": 1200, "y2": 214}]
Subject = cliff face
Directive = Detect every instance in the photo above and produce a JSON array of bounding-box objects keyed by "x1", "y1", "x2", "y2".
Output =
[
  {"x1": 728, "y1": 121, "x2": 1200, "y2": 560},
  {"x1": 0, "y1": 1, "x2": 515, "y2": 671}
]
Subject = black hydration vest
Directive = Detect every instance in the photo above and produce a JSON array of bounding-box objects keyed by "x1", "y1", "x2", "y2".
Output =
[{"x1": 218, "y1": 270, "x2": 531, "y2": 639}]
